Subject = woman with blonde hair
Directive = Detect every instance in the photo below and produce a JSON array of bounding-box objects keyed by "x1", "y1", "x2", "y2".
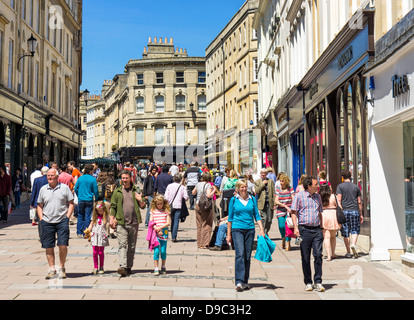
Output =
[
  {"x1": 275, "y1": 174, "x2": 295, "y2": 250},
  {"x1": 223, "y1": 170, "x2": 238, "y2": 190},
  {"x1": 227, "y1": 179, "x2": 265, "y2": 291}
]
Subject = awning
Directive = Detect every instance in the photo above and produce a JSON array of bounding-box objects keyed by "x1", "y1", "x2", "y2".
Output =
[{"x1": 80, "y1": 157, "x2": 117, "y2": 165}]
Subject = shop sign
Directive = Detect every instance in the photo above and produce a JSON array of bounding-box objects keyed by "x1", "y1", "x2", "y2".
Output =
[
  {"x1": 392, "y1": 74, "x2": 410, "y2": 98},
  {"x1": 338, "y1": 45, "x2": 353, "y2": 70}
]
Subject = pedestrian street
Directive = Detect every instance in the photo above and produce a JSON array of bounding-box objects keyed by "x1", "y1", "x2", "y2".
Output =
[{"x1": 1, "y1": 198, "x2": 414, "y2": 301}]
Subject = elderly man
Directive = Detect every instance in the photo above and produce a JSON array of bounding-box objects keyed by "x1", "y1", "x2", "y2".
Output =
[
  {"x1": 37, "y1": 168, "x2": 74, "y2": 280},
  {"x1": 291, "y1": 175, "x2": 324, "y2": 292},
  {"x1": 254, "y1": 168, "x2": 275, "y2": 235}
]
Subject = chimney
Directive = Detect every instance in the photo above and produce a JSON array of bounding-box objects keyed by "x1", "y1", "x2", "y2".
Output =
[
  {"x1": 149, "y1": 37, "x2": 152, "y2": 43},
  {"x1": 154, "y1": 37, "x2": 157, "y2": 43},
  {"x1": 170, "y1": 37, "x2": 173, "y2": 44}
]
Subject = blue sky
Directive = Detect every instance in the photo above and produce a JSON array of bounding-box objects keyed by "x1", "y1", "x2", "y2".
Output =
[{"x1": 82, "y1": 0, "x2": 245, "y2": 95}]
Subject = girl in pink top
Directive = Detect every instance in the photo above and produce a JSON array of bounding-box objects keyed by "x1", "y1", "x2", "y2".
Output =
[{"x1": 150, "y1": 195, "x2": 171, "y2": 276}]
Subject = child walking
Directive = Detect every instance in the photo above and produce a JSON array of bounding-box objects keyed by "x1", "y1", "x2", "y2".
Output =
[
  {"x1": 150, "y1": 195, "x2": 171, "y2": 276},
  {"x1": 86, "y1": 201, "x2": 110, "y2": 275}
]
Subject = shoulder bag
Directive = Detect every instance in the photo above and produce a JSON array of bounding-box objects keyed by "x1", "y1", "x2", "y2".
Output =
[{"x1": 334, "y1": 194, "x2": 347, "y2": 224}]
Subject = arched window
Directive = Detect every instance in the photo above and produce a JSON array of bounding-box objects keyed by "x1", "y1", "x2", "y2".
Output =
[
  {"x1": 136, "y1": 96, "x2": 144, "y2": 113},
  {"x1": 176, "y1": 94, "x2": 185, "y2": 112},
  {"x1": 155, "y1": 95, "x2": 164, "y2": 112},
  {"x1": 198, "y1": 94, "x2": 206, "y2": 111}
]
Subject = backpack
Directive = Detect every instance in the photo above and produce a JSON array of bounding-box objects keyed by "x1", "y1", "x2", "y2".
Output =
[
  {"x1": 105, "y1": 183, "x2": 116, "y2": 200},
  {"x1": 198, "y1": 183, "x2": 213, "y2": 213},
  {"x1": 214, "y1": 175, "x2": 223, "y2": 188}
]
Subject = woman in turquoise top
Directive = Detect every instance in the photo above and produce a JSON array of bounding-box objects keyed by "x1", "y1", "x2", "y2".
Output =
[{"x1": 226, "y1": 179, "x2": 265, "y2": 292}]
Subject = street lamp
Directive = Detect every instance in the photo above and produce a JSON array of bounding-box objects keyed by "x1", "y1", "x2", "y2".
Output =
[
  {"x1": 17, "y1": 33, "x2": 37, "y2": 66},
  {"x1": 82, "y1": 89, "x2": 90, "y2": 106}
]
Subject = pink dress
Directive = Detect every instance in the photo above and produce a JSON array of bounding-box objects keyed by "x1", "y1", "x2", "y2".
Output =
[{"x1": 322, "y1": 194, "x2": 341, "y2": 231}]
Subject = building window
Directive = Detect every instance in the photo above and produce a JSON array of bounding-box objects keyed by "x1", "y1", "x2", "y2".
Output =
[
  {"x1": 198, "y1": 126, "x2": 206, "y2": 145},
  {"x1": 155, "y1": 126, "x2": 164, "y2": 145},
  {"x1": 253, "y1": 57, "x2": 258, "y2": 82},
  {"x1": 7, "y1": 40, "x2": 13, "y2": 89},
  {"x1": 176, "y1": 125, "x2": 185, "y2": 145},
  {"x1": 102, "y1": 124, "x2": 105, "y2": 135},
  {"x1": 136, "y1": 96, "x2": 144, "y2": 113},
  {"x1": 102, "y1": 144, "x2": 105, "y2": 157},
  {"x1": 176, "y1": 71, "x2": 184, "y2": 83},
  {"x1": 156, "y1": 72, "x2": 163, "y2": 84},
  {"x1": 137, "y1": 73, "x2": 144, "y2": 85},
  {"x1": 136, "y1": 127, "x2": 144, "y2": 146},
  {"x1": 176, "y1": 94, "x2": 185, "y2": 112},
  {"x1": 83, "y1": 147, "x2": 86, "y2": 156},
  {"x1": 198, "y1": 71, "x2": 206, "y2": 83},
  {"x1": 198, "y1": 94, "x2": 206, "y2": 111},
  {"x1": 253, "y1": 100, "x2": 259, "y2": 125},
  {"x1": 155, "y1": 95, "x2": 164, "y2": 112}
]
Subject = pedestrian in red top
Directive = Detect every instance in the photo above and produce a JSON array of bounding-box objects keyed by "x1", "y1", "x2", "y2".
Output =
[{"x1": 0, "y1": 164, "x2": 11, "y2": 223}]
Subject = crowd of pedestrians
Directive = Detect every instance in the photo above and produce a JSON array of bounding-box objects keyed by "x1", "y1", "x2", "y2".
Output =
[{"x1": 0, "y1": 158, "x2": 364, "y2": 294}]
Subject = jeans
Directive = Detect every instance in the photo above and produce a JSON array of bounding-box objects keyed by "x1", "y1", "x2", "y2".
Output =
[
  {"x1": 0, "y1": 196, "x2": 8, "y2": 222},
  {"x1": 231, "y1": 228, "x2": 255, "y2": 286},
  {"x1": 299, "y1": 225, "x2": 324, "y2": 285},
  {"x1": 187, "y1": 186, "x2": 196, "y2": 209},
  {"x1": 14, "y1": 190, "x2": 21, "y2": 208},
  {"x1": 170, "y1": 208, "x2": 181, "y2": 240},
  {"x1": 77, "y1": 200, "x2": 93, "y2": 236},
  {"x1": 214, "y1": 224, "x2": 227, "y2": 247},
  {"x1": 277, "y1": 215, "x2": 291, "y2": 241},
  {"x1": 145, "y1": 195, "x2": 153, "y2": 226}
]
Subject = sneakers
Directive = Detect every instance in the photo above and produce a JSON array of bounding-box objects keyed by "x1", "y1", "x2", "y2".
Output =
[
  {"x1": 58, "y1": 268, "x2": 67, "y2": 279},
  {"x1": 242, "y1": 284, "x2": 251, "y2": 290},
  {"x1": 160, "y1": 267, "x2": 167, "y2": 275},
  {"x1": 209, "y1": 246, "x2": 222, "y2": 251},
  {"x1": 314, "y1": 283, "x2": 325, "y2": 292},
  {"x1": 45, "y1": 270, "x2": 57, "y2": 280},
  {"x1": 304, "y1": 284, "x2": 314, "y2": 291},
  {"x1": 351, "y1": 244, "x2": 359, "y2": 258},
  {"x1": 304, "y1": 283, "x2": 325, "y2": 292},
  {"x1": 235, "y1": 283, "x2": 243, "y2": 292},
  {"x1": 154, "y1": 268, "x2": 160, "y2": 276}
]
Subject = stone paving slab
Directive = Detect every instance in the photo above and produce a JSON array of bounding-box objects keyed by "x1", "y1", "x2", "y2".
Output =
[{"x1": 2, "y1": 199, "x2": 414, "y2": 301}]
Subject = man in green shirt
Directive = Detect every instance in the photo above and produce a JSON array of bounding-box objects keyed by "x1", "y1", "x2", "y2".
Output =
[{"x1": 110, "y1": 170, "x2": 146, "y2": 277}]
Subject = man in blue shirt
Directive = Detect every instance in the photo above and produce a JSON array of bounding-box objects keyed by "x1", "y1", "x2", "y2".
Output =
[
  {"x1": 154, "y1": 165, "x2": 173, "y2": 195},
  {"x1": 74, "y1": 164, "x2": 99, "y2": 237}
]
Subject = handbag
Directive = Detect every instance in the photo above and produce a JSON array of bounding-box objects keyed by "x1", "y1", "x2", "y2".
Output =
[
  {"x1": 285, "y1": 221, "x2": 296, "y2": 238},
  {"x1": 180, "y1": 198, "x2": 189, "y2": 222},
  {"x1": 286, "y1": 213, "x2": 294, "y2": 229},
  {"x1": 334, "y1": 194, "x2": 347, "y2": 224}
]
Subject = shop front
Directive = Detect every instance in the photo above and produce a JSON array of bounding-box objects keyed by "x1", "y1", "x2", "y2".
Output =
[
  {"x1": 281, "y1": 9, "x2": 374, "y2": 250},
  {"x1": 365, "y1": 9, "x2": 414, "y2": 266}
]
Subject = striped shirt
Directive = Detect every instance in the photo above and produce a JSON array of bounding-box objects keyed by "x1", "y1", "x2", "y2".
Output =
[
  {"x1": 275, "y1": 187, "x2": 295, "y2": 217},
  {"x1": 151, "y1": 209, "x2": 170, "y2": 240},
  {"x1": 291, "y1": 190, "x2": 323, "y2": 227}
]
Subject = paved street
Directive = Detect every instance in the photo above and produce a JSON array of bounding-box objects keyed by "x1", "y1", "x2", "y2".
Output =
[{"x1": 1, "y1": 197, "x2": 414, "y2": 301}]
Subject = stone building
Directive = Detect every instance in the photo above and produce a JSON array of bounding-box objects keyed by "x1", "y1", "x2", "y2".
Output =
[
  {"x1": 0, "y1": 0, "x2": 82, "y2": 182},
  {"x1": 103, "y1": 37, "x2": 206, "y2": 164},
  {"x1": 205, "y1": 0, "x2": 260, "y2": 174}
]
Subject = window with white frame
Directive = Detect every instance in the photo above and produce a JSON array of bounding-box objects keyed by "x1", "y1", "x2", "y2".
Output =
[
  {"x1": 155, "y1": 95, "x2": 164, "y2": 112},
  {"x1": 136, "y1": 96, "x2": 144, "y2": 113},
  {"x1": 8, "y1": 39, "x2": 13, "y2": 89},
  {"x1": 155, "y1": 126, "x2": 164, "y2": 145},
  {"x1": 137, "y1": 73, "x2": 144, "y2": 85},
  {"x1": 176, "y1": 71, "x2": 184, "y2": 83},
  {"x1": 156, "y1": 72, "x2": 163, "y2": 84},
  {"x1": 176, "y1": 125, "x2": 185, "y2": 145},
  {"x1": 253, "y1": 57, "x2": 258, "y2": 82},
  {"x1": 176, "y1": 94, "x2": 185, "y2": 111},
  {"x1": 198, "y1": 94, "x2": 206, "y2": 111},
  {"x1": 198, "y1": 71, "x2": 206, "y2": 83},
  {"x1": 136, "y1": 127, "x2": 144, "y2": 146}
]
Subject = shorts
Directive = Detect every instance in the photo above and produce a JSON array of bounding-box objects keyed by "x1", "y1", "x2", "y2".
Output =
[
  {"x1": 40, "y1": 217, "x2": 70, "y2": 249},
  {"x1": 340, "y1": 210, "x2": 360, "y2": 238}
]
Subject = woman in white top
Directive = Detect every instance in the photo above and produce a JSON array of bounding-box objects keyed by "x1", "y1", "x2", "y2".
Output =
[{"x1": 164, "y1": 173, "x2": 188, "y2": 242}]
